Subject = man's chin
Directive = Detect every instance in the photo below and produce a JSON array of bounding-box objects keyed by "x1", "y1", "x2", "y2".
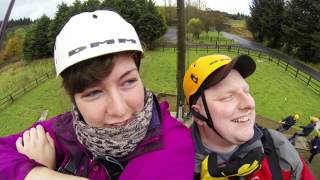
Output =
[{"x1": 235, "y1": 133, "x2": 254, "y2": 144}]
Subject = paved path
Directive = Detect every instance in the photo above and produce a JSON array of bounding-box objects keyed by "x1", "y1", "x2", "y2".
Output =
[
  {"x1": 162, "y1": 27, "x2": 320, "y2": 80},
  {"x1": 222, "y1": 32, "x2": 320, "y2": 81}
]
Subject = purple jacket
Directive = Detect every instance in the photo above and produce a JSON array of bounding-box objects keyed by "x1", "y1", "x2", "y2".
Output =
[{"x1": 0, "y1": 101, "x2": 194, "y2": 179}]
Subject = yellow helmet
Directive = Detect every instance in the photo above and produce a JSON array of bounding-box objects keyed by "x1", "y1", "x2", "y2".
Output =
[
  {"x1": 293, "y1": 114, "x2": 299, "y2": 120},
  {"x1": 310, "y1": 116, "x2": 319, "y2": 123},
  {"x1": 183, "y1": 54, "x2": 256, "y2": 105}
]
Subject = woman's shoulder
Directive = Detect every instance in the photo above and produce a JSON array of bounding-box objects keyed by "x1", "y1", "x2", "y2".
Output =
[{"x1": 159, "y1": 101, "x2": 189, "y2": 132}]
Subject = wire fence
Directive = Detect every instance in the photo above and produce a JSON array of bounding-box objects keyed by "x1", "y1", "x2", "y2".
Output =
[
  {"x1": 0, "y1": 71, "x2": 55, "y2": 110},
  {"x1": 158, "y1": 43, "x2": 320, "y2": 94}
]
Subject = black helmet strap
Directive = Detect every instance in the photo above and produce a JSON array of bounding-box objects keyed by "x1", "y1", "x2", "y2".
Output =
[{"x1": 191, "y1": 87, "x2": 224, "y2": 139}]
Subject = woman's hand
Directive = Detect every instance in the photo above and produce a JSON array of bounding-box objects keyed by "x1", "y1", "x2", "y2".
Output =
[{"x1": 16, "y1": 125, "x2": 56, "y2": 170}]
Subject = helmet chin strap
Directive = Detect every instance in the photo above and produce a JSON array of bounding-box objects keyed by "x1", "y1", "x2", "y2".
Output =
[{"x1": 191, "y1": 87, "x2": 225, "y2": 140}]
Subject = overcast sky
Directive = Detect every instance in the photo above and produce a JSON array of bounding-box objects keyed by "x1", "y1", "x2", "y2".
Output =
[{"x1": 0, "y1": 0, "x2": 251, "y2": 21}]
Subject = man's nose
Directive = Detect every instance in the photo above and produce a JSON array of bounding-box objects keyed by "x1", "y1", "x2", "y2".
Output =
[{"x1": 239, "y1": 92, "x2": 255, "y2": 110}]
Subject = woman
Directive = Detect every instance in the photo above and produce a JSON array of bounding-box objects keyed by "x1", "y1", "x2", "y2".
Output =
[{"x1": 0, "y1": 10, "x2": 194, "y2": 180}]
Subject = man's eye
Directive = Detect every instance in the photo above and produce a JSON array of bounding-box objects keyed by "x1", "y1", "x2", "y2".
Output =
[{"x1": 220, "y1": 95, "x2": 233, "y2": 101}]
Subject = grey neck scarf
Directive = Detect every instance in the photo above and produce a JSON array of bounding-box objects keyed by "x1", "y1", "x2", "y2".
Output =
[{"x1": 73, "y1": 89, "x2": 153, "y2": 158}]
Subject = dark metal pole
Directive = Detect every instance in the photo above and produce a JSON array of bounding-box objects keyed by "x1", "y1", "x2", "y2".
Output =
[
  {"x1": 0, "y1": 0, "x2": 16, "y2": 48},
  {"x1": 176, "y1": 0, "x2": 186, "y2": 120}
]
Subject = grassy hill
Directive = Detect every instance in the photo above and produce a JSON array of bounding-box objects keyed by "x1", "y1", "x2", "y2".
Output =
[
  {"x1": 1, "y1": 48, "x2": 319, "y2": 136},
  {"x1": 0, "y1": 58, "x2": 54, "y2": 97},
  {"x1": 0, "y1": 48, "x2": 319, "y2": 178}
]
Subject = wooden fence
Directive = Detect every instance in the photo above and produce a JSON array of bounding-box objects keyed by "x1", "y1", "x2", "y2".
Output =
[
  {"x1": 1, "y1": 43, "x2": 319, "y2": 110},
  {"x1": 158, "y1": 43, "x2": 320, "y2": 94},
  {"x1": 0, "y1": 71, "x2": 55, "y2": 110}
]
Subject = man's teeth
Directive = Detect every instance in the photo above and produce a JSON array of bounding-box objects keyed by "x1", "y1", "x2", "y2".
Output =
[{"x1": 233, "y1": 116, "x2": 249, "y2": 123}]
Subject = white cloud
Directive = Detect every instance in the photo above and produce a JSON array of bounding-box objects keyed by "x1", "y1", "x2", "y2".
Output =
[
  {"x1": 155, "y1": 0, "x2": 251, "y2": 15},
  {"x1": 1, "y1": 0, "x2": 251, "y2": 21},
  {"x1": 203, "y1": 0, "x2": 252, "y2": 15},
  {"x1": 0, "y1": 0, "x2": 80, "y2": 21}
]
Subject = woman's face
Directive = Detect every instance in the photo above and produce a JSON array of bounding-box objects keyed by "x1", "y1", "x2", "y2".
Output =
[{"x1": 74, "y1": 53, "x2": 145, "y2": 128}]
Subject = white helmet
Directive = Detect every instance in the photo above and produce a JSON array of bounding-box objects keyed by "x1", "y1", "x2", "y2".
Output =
[{"x1": 54, "y1": 10, "x2": 143, "y2": 75}]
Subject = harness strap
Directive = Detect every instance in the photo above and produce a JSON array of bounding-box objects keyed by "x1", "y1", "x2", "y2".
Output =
[
  {"x1": 260, "y1": 128, "x2": 283, "y2": 180},
  {"x1": 57, "y1": 140, "x2": 88, "y2": 177}
]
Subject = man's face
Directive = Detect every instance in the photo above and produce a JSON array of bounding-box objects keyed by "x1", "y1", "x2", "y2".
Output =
[{"x1": 200, "y1": 69, "x2": 256, "y2": 144}]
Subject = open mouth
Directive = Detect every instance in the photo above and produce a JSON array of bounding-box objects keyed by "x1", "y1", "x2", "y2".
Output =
[{"x1": 232, "y1": 116, "x2": 250, "y2": 123}]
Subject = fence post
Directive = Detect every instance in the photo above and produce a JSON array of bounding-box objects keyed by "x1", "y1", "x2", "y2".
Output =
[
  {"x1": 307, "y1": 76, "x2": 312, "y2": 86},
  {"x1": 9, "y1": 94, "x2": 13, "y2": 102},
  {"x1": 285, "y1": 63, "x2": 289, "y2": 71},
  {"x1": 218, "y1": 45, "x2": 220, "y2": 53},
  {"x1": 215, "y1": 41, "x2": 217, "y2": 48},
  {"x1": 207, "y1": 45, "x2": 208, "y2": 53},
  {"x1": 259, "y1": 51, "x2": 261, "y2": 58},
  {"x1": 247, "y1": 48, "x2": 250, "y2": 55},
  {"x1": 237, "y1": 48, "x2": 239, "y2": 54},
  {"x1": 277, "y1": 59, "x2": 280, "y2": 65},
  {"x1": 295, "y1": 69, "x2": 299, "y2": 77}
]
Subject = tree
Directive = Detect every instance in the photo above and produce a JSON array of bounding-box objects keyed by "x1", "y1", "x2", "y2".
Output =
[
  {"x1": 247, "y1": 0, "x2": 268, "y2": 42},
  {"x1": 199, "y1": 10, "x2": 215, "y2": 35},
  {"x1": 47, "y1": 2, "x2": 71, "y2": 52},
  {"x1": 101, "y1": 0, "x2": 167, "y2": 49},
  {"x1": 283, "y1": 0, "x2": 320, "y2": 62},
  {"x1": 82, "y1": 0, "x2": 101, "y2": 12},
  {"x1": 2, "y1": 36, "x2": 22, "y2": 61},
  {"x1": 247, "y1": 0, "x2": 285, "y2": 48},
  {"x1": 187, "y1": 18, "x2": 203, "y2": 39},
  {"x1": 263, "y1": 0, "x2": 285, "y2": 48},
  {"x1": 23, "y1": 15, "x2": 51, "y2": 60},
  {"x1": 212, "y1": 13, "x2": 229, "y2": 40}
]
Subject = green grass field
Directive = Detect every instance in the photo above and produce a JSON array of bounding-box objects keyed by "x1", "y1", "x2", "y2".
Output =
[
  {"x1": 226, "y1": 19, "x2": 253, "y2": 40},
  {"x1": 0, "y1": 49, "x2": 319, "y2": 137},
  {"x1": 0, "y1": 59, "x2": 54, "y2": 97},
  {"x1": 186, "y1": 31, "x2": 234, "y2": 44}
]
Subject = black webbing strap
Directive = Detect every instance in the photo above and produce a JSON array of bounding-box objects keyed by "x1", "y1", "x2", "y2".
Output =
[
  {"x1": 261, "y1": 128, "x2": 283, "y2": 180},
  {"x1": 56, "y1": 136, "x2": 88, "y2": 176},
  {"x1": 57, "y1": 156, "x2": 77, "y2": 175}
]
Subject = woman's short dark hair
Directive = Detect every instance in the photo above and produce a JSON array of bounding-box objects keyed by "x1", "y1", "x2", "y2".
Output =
[{"x1": 61, "y1": 51, "x2": 142, "y2": 96}]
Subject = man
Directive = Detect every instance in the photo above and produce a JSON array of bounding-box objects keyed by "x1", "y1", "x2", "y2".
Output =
[
  {"x1": 183, "y1": 54, "x2": 314, "y2": 179},
  {"x1": 289, "y1": 116, "x2": 318, "y2": 145},
  {"x1": 308, "y1": 131, "x2": 320, "y2": 163},
  {"x1": 276, "y1": 114, "x2": 299, "y2": 132}
]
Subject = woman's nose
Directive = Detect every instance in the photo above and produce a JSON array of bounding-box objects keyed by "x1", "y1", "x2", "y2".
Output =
[{"x1": 106, "y1": 91, "x2": 127, "y2": 118}]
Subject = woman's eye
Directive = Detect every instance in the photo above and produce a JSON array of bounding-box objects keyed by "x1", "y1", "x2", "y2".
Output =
[
  {"x1": 84, "y1": 90, "x2": 101, "y2": 98},
  {"x1": 123, "y1": 78, "x2": 137, "y2": 87}
]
